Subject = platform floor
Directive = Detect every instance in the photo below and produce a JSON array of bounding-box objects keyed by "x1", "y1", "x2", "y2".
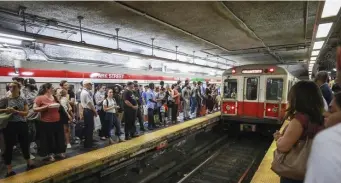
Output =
[
  {"x1": 0, "y1": 112, "x2": 220, "y2": 183},
  {"x1": 250, "y1": 120, "x2": 289, "y2": 183}
]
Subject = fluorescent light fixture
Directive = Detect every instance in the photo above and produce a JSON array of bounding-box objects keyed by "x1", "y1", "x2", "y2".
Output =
[
  {"x1": 112, "y1": 52, "x2": 139, "y2": 59},
  {"x1": 0, "y1": 33, "x2": 35, "y2": 41},
  {"x1": 21, "y1": 72, "x2": 33, "y2": 76},
  {"x1": 310, "y1": 57, "x2": 317, "y2": 61},
  {"x1": 0, "y1": 37, "x2": 22, "y2": 45},
  {"x1": 333, "y1": 68, "x2": 337, "y2": 71},
  {"x1": 316, "y1": 23, "x2": 333, "y2": 38},
  {"x1": 313, "y1": 41, "x2": 324, "y2": 50},
  {"x1": 321, "y1": 0, "x2": 341, "y2": 18},
  {"x1": 311, "y1": 50, "x2": 320, "y2": 56},
  {"x1": 58, "y1": 44, "x2": 101, "y2": 52}
]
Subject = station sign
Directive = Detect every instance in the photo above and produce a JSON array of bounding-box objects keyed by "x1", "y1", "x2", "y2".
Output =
[{"x1": 241, "y1": 69, "x2": 263, "y2": 74}]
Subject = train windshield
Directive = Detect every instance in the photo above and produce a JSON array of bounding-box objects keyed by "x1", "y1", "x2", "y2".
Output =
[
  {"x1": 223, "y1": 79, "x2": 237, "y2": 99},
  {"x1": 266, "y1": 78, "x2": 283, "y2": 100}
]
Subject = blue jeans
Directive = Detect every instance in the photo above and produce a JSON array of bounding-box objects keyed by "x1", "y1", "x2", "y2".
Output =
[{"x1": 190, "y1": 97, "x2": 197, "y2": 114}]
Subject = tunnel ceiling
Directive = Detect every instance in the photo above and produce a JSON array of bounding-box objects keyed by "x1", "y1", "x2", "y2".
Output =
[{"x1": 0, "y1": 1, "x2": 322, "y2": 77}]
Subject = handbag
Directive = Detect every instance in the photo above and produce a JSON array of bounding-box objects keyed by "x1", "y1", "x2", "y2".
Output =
[
  {"x1": 0, "y1": 98, "x2": 12, "y2": 129},
  {"x1": 271, "y1": 121, "x2": 313, "y2": 180}
]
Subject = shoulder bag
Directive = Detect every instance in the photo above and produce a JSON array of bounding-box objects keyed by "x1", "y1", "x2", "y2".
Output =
[
  {"x1": 271, "y1": 120, "x2": 313, "y2": 180},
  {"x1": 0, "y1": 98, "x2": 12, "y2": 129}
]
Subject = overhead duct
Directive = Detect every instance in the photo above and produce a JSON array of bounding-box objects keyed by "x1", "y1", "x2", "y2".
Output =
[{"x1": 0, "y1": 27, "x2": 226, "y2": 71}]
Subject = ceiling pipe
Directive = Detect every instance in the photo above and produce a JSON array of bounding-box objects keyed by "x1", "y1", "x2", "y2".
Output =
[
  {"x1": 0, "y1": 27, "x2": 225, "y2": 71},
  {"x1": 219, "y1": 2, "x2": 284, "y2": 63},
  {"x1": 114, "y1": 1, "x2": 231, "y2": 53},
  {"x1": 303, "y1": 1, "x2": 308, "y2": 41},
  {"x1": 0, "y1": 7, "x2": 235, "y2": 66}
]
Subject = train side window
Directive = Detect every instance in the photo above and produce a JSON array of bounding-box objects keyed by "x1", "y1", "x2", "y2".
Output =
[
  {"x1": 223, "y1": 79, "x2": 237, "y2": 99},
  {"x1": 266, "y1": 78, "x2": 283, "y2": 100},
  {"x1": 246, "y1": 78, "x2": 258, "y2": 100}
]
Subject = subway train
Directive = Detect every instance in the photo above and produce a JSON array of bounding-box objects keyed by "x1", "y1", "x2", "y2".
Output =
[
  {"x1": 221, "y1": 64, "x2": 298, "y2": 134},
  {"x1": 0, "y1": 62, "x2": 221, "y2": 96}
]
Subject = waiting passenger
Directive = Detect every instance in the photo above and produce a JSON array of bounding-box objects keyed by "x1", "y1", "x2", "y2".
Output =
[
  {"x1": 60, "y1": 89, "x2": 73, "y2": 149},
  {"x1": 190, "y1": 81, "x2": 198, "y2": 117},
  {"x1": 272, "y1": 81, "x2": 324, "y2": 183},
  {"x1": 103, "y1": 89, "x2": 124, "y2": 144},
  {"x1": 156, "y1": 87, "x2": 166, "y2": 124},
  {"x1": 34, "y1": 83, "x2": 66, "y2": 161},
  {"x1": 133, "y1": 83, "x2": 146, "y2": 132},
  {"x1": 123, "y1": 82, "x2": 139, "y2": 140},
  {"x1": 171, "y1": 84, "x2": 180, "y2": 123},
  {"x1": 304, "y1": 121, "x2": 341, "y2": 183},
  {"x1": 0, "y1": 81, "x2": 35, "y2": 177},
  {"x1": 315, "y1": 71, "x2": 333, "y2": 105},
  {"x1": 94, "y1": 85, "x2": 106, "y2": 140},
  {"x1": 323, "y1": 92, "x2": 341, "y2": 128},
  {"x1": 146, "y1": 83, "x2": 157, "y2": 130},
  {"x1": 80, "y1": 80, "x2": 98, "y2": 148},
  {"x1": 182, "y1": 84, "x2": 191, "y2": 120}
]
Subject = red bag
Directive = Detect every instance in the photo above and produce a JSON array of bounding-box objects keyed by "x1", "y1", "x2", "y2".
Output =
[{"x1": 200, "y1": 105, "x2": 207, "y2": 116}]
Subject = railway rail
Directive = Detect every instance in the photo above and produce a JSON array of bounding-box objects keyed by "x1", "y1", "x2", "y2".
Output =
[{"x1": 162, "y1": 134, "x2": 271, "y2": 183}]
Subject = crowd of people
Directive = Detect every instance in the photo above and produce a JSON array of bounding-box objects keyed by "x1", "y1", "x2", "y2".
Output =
[
  {"x1": 0, "y1": 77, "x2": 220, "y2": 177},
  {"x1": 272, "y1": 71, "x2": 341, "y2": 183}
]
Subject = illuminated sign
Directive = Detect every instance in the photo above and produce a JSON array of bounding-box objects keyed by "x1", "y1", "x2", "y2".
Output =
[
  {"x1": 90, "y1": 73, "x2": 124, "y2": 79},
  {"x1": 241, "y1": 69, "x2": 263, "y2": 74}
]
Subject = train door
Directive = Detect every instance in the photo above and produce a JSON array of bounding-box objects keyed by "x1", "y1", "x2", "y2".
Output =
[
  {"x1": 264, "y1": 77, "x2": 284, "y2": 121},
  {"x1": 221, "y1": 78, "x2": 238, "y2": 115},
  {"x1": 242, "y1": 77, "x2": 260, "y2": 118}
]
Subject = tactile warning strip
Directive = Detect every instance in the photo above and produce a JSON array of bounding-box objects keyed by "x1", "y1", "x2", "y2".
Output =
[
  {"x1": 250, "y1": 120, "x2": 289, "y2": 183},
  {"x1": 0, "y1": 112, "x2": 221, "y2": 183}
]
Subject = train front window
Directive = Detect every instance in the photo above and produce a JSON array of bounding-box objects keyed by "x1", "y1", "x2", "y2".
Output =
[
  {"x1": 223, "y1": 79, "x2": 237, "y2": 99},
  {"x1": 266, "y1": 78, "x2": 283, "y2": 100},
  {"x1": 246, "y1": 78, "x2": 258, "y2": 100}
]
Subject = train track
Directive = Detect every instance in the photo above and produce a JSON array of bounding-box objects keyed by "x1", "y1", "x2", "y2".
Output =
[{"x1": 174, "y1": 135, "x2": 269, "y2": 183}]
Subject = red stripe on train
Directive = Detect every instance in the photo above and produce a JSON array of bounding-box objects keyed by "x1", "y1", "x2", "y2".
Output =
[{"x1": 222, "y1": 101, "x2": 286, "y2": 120}]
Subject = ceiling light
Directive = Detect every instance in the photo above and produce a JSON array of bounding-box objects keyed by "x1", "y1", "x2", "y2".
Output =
[
  {"x1": 58, "y1": 44, "x2": 101, "y2": 52},
  {"x1": 310, "y1": 57, "x2": 317, "y2": 61},
  {"x1": 0, "y1": 37, "x2": 22, "y2": 45},
  {"x1": 311, "y1": 50, "x2": 320, "y2": 56},
  {"x1": 316, "y1": 23, "x2": 333, "y2": 38},
  {"x1": 0, "y1": 33, "x2": 35, "y2": 41},
  {"x1": 321, "y1": 0, "x2": 341, "y2": 18},
  {"x1": 333, "y1": 68, "x2": 337, "y2": 71},
  {"x1": 112, "y1": 52, "x2": 139, "y2": 59},
  {"x1": 313, "y1": 41, "x2": 325, "y2": 50}
]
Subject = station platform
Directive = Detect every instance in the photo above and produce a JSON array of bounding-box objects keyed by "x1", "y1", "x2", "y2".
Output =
[
  {"x1": 0, "y1": 112, "x2": 221, "y2": 183},
  {"x1": 250, "y1": 120, "x2": 289, "y2": 183}
]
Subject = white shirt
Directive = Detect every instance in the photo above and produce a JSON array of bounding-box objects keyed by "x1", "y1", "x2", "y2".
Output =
[
  {"x1": 323, "y1": 97, "x2": 329, "y2": 112},
  {"x1": 80, "y1": 89, "x2": 94, "y2": 109},
  {"x1": 304, "y1": 123, "x2": 341, "y2": 183},
  {"x1": 103, "y1": 98, "x2": 117, "y2": 113}
]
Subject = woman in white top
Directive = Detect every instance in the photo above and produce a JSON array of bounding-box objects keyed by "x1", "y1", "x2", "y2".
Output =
[
  {"x1": 103, "y1": 89, "x2": 124, "y2": 144},
  {"x1": 60, "y1": 89, "x2": 72, "y2": 149}
]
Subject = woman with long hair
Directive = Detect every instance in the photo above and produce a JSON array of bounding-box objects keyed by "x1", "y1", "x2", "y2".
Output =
[
  {"x1": 0, "y1": 81, "x2": 35, "y2": 177},
  {"x1": 33, "y1": 83, "x2": 66, "y2": 161},
  {"x1": 273, "y1": 81, "x2": 324, "y2": 183},
  {"x1": 103, "y1": 89, "x2": 124, "y2": 144}
]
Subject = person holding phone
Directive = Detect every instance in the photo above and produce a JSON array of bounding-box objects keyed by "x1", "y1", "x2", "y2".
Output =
[{"x1": 0, "y1": 81, "x2": 35, "y2": 177}]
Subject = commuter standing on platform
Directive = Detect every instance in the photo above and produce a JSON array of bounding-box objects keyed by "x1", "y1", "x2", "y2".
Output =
[
  {"x1": 146, "y1": 83, "x2": 157, "y2": 130},
  {"x1": 182, "y1": 83, "x2": 191, "y2": 121},
  {"x1": 190, "y1": 81, "x2": 198, "y2": 117},
  {"x1": 94, "y1": 85, "x2": 106, "y2": 140},
  {"x1": 80, "y1": 80, "x2": 98, "y2": 148},
  {"x1": 123, "y1": 82, "x2": 139, "y2": 140},
  {"x1": 315, "y1": 71, "x2": 333, "y2": 105},
  {"x1": 133, "y1": 83, "x2": 146, "y2": 132}
]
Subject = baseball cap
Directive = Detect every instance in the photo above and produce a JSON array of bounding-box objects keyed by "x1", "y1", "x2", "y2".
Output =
[{"x1": 82, "y1": 79, "x2": 93, "y2": 85}]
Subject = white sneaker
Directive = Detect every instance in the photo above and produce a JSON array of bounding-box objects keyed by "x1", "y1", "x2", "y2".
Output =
[
  {"x1": 67, "y1": 144, "x2": 72, "y2": 149},
  {"x1": 30, "y1": 154, "x2": 35, "y2": 160}
]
